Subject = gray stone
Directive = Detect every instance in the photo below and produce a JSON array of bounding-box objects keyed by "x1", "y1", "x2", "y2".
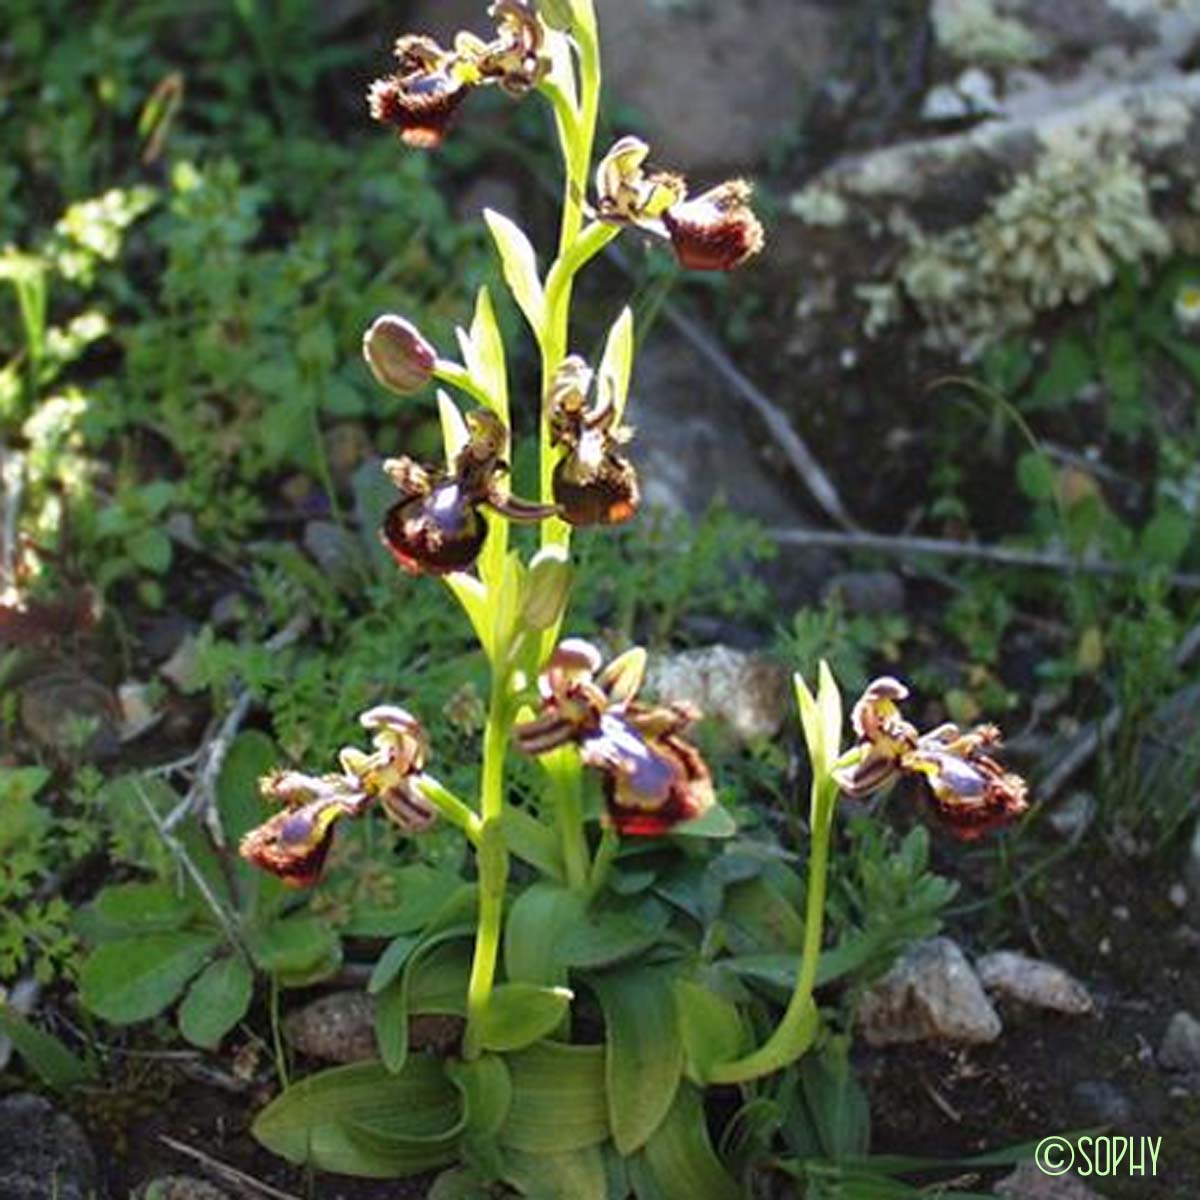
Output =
[
  {"x1": 1186, "y1": 819, "x2": 1200, "y2": 921},
  {"x1": 1159, "y1": 1010, "x2": 1200, "y2": 1072},
  {"x1": 159, "y1": 633, "x2": 204, "y2": 694},
  {"x1": 19, "y1": 670, "x2": 120, "y2": 758},
  {"x1": 0, "y1": 1093, "x2": 102, "y2": 1200},
  {"x1": 994, "y1": 1161, "x2": 1108, "y2": 1199},
  {"x1": 141, "y1": 1178, "x2": 232, "y2": 1200},
  {"x1": 858, "y1": 937, "x2": 1003, "y2": 1046},
  {"x1": 976, "y1": 950, "x2": 1095, "y2": 1015},
  {"x1": 1047, "y1": 792, "x2": 1096, "y2": 841},
  {"x1": 285, "y1": 991, "x2": 377, "y2": 1064},
  {"x1": 822, "y1": 570, "x2": 906, "y2": 617},
  {"x1": 405, "y1": 0, "x2": 844, "y2": 170},
  {"x1": 645, "y1": 645, "x2": 789, "y2": 744},
  {"x1": 1070, "y1": 1079, "x2": 1133, "y2": 1125}
]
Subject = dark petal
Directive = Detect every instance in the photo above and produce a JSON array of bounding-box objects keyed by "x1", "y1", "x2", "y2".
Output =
[
  {"x1": 380, "y1": 482, "x2": 487, "y2": 575},
  {"x1": 921, "y1": 757, "x2": 1029, "y2": 841},
  {"x1": 582, "y1": 714, "x2": 714, "y2": 836},
  {"x1": 663, "y1": 182, "x2": 764, "y2": 272},
  {"x1": 367, "y1": 71, "x2": 469, "y2": 150},
  {"x1": 832, "y1": 752, "x2": 900, "y2": 798},
  {"x1": 483, "y1": 491, "x2": 560, "y2": 523},
  {"x1": 552, "y1": 454, "x2": 639, "y2": 526},
  {"x1": 239, "y1": 805, "x2": 340, "y2": 888},
  {"x1": 514, "y1": 712, "x2": 579, "y2": 755},
  {"x1": 378, "y1": 780, "x2": 438, "y2": 833}
]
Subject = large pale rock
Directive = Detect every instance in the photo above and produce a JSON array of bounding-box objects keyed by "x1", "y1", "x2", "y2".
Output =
[
  {"x1": 858, "y1": 937, "x2": 1003, "y2": 1046},
  {"x1": 786, "y1": 75, "x2": 1200, "y2": 356},
  {"x1": 645, "y1": 645, "x2": 788, "y2": 743},
  {"x1": 403, "y1": 0, "x2": 843, "y2": 170},
  {"x1": 976, "y1": 950, "x2": 1094, "y2": 1015}
]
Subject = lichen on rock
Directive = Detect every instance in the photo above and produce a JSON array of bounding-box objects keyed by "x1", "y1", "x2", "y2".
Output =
[
  {"x1": 893, "y1": 147, "x2": 1171, "y2": 352},
  {"x1": 932, "y1": 0, "x2": 1047, "y2": 68}
]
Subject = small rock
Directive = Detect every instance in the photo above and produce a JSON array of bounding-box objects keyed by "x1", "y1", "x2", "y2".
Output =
[
  {"x1": 118, "y1": 680, "x2": 161, "y2": 742},
  {"x1": 0, "y1": 1093, "x2": 102, "y2": 1200},
  {"x1": 19, "y1": 671, "x2": 120, "y2": 759},
  {"x1": 141, "y1": 1177, "x2": 232, "y2": 1200},
  {"x1": 994, "y1": 1162, "x2": 1107, "y2": 1199},
  {"x1": 858, "y1": 937, "x2": 1002, "y2": 1046},
  {"x1": 159, "y1": 633, "x2": 204, "y2": 694},
  {"x1": 1159, "y1": 1011, "x2": 1200, "y2": 1072},
  {"x1": 922, "y1": 67, "x2": 1004, "y2": 121},
  {"x1": 1071, "y1": 1079, "x2": 1133, "y2": 1125},
  {"x1": 821, "y1": 570, "x2": 906, "y2": 617},
  {"x1": 645, "y1": 646, "x2": 789, "y2": 744},
  {"x1": 1047, "y1": 792, "x2": 1096, "y2": 841},
  {"x1": 976, "y1": 951, "x2": 1094, "y2": 1015},
  {"x1": 285, "y1": 991, "x2": 376, "y2": 1064}
]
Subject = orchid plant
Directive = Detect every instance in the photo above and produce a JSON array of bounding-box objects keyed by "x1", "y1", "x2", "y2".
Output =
[{"x1": 240, "y1": 3, "x2": 1029, "y2": 1193}]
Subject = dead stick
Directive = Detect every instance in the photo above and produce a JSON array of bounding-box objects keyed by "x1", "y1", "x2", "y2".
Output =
[
  {"x1": 158, "y1": 1134, "x2": 301, "y2": 1200},
  {"x1": 768, "y1": 526, "x2": 1200, "y2": 588}
]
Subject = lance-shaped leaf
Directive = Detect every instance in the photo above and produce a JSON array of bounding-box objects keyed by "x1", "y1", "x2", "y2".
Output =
[
  {"x1": 456, "y1": 287, "x2": 508, "y2": 422},
  {"x1": 500, "y1": 1041, "x2": 609, "y2": 1153},
  {"x1": 252, "y1": 1056, "x2": 463, "y2": 1178},
  {"x1": 598, "y1": 306, "x2": 635, "y2": 425},
  {"x1": 591, "y1": 968, "x2": 684, "y2": 1154},
  {"x1": 485, "y1": 209, "x2": 545, "y2": 334},
  {"x1": 477, "y1": 982, "x2": 574, "y2": 1052},
  {"x1": 635, "y1": 1084, "x2": 742, "y2": 1200}
]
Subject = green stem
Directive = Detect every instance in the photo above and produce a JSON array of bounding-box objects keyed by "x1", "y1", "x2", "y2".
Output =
[
  {"x1": 415, "y1": 776, "x2": 483, "y2": 844},
  {"x1": 434, "y1": 358, "x2": 495, "y2": 409},
  {"x1": 705, "y1": 779, "x2": 836, "y2": 1085},
  {"x1": 545, "y1": 747, "x2": 589, "y2": 892},
  {"x1": 588, "y1": 825, "x2": 619, "y2": 898},
  {"x1": 463, "y1": 667, "x2": 511, "y2": 1058}
]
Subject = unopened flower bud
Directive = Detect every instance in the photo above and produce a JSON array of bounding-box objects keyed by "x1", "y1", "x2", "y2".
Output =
[{"x1": 363, "y1": 315, "x2": 437, "y2": 395}]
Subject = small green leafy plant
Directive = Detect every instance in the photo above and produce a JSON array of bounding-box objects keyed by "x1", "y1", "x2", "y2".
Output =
[{"x1": 203, "y1": 4, "x2": 1032, "y2": 1194}]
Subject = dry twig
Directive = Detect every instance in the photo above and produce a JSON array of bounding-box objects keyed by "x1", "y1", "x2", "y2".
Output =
[
  {"x1": 158, "y1": 1134, "x2": 301, "y2": 1200},
  {"x1": 767, "y1": 526, "x2": 1200, "y2": 588}
]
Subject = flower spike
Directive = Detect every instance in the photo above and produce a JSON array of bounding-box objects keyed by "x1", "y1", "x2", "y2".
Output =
[
  {"x1": 515, "y1": 638, "x2": 714, "y2": 835},
  {"x1": 381, "y1": 409, "x2": 556, "y2": 576},
  {"x1": 547, "y1": 356, "x2": 640, "y2": 526},
  {"x1": 834, "y1": 678, "x2": 1029, "y2": 840}
]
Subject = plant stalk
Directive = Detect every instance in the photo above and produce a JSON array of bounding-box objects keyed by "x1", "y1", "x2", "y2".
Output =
[{"x1": 705, "y1": 779, "x2": 836, "y2": 1084}]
